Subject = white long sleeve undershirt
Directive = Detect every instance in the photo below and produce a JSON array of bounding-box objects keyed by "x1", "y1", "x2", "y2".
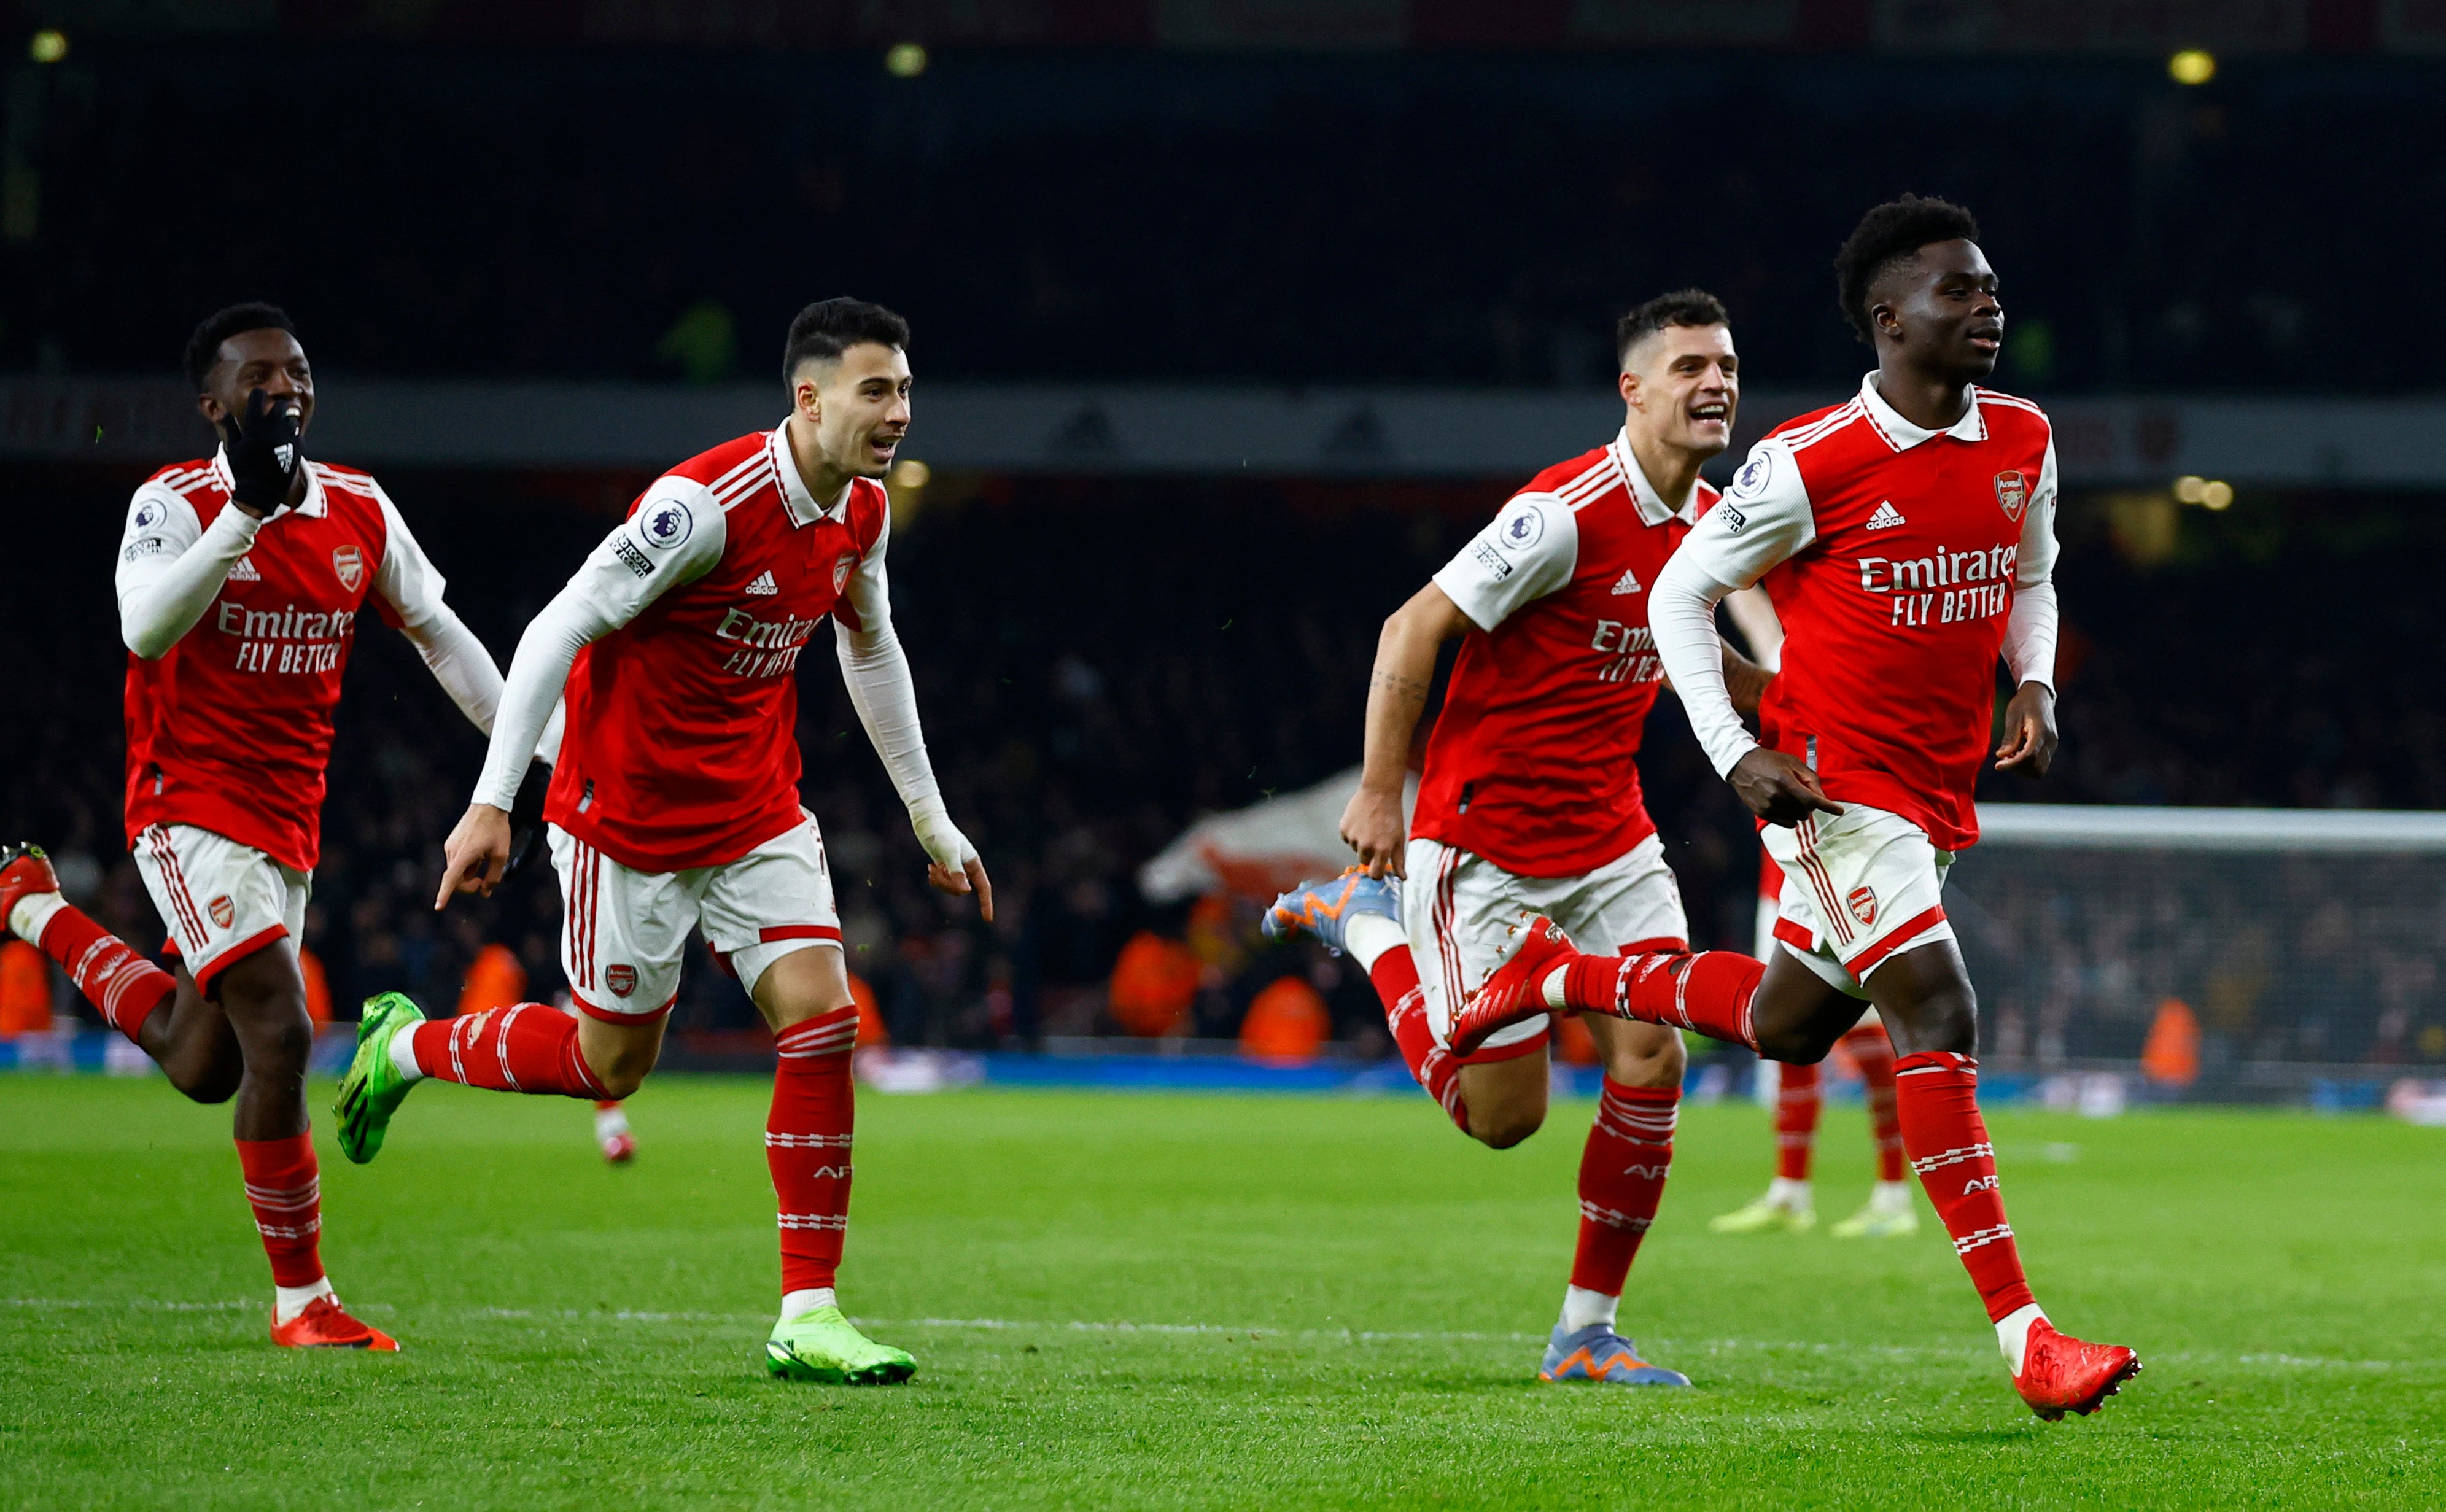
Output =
[
  {"x1": 471, "y1": 577, "x2": 621, "y2": 812},
  {"x1": 2001, "y1": 580, "x2": 2059, "y2": 691},
  {"x1": 119, "y1": 506, "x2": 263, "y2": 659},
  {"x1": 1650, "y1": 554, "x2": 1758, "y2": 778}
]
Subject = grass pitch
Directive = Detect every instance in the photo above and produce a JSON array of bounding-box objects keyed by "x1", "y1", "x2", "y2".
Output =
[{"x1": 2, "y1": 1076, "x2": 2440, "y2": 1510}]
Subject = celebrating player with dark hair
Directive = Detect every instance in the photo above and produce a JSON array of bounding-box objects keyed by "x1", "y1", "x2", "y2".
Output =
[
  {"x1": 1448, "y1": 197, "x2": 2141, "y2": 1419},
  {"x1": 335, "y1": 297, "x2": 988, "y2": 1386},
  {"x1": 1262, "y1": 290, "x2": 1774, "y2": 1387},
  {"x1": 0, "y1": 303, "x2": 527, "y2": 1349}
]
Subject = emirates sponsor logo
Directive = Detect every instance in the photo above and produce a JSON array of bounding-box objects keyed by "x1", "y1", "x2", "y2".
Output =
[
  {"x1": 228, "y1": 556, "x2": 261, "y2": 581},
  {"x1": 1609, "y1": 567, "x2": 1642, "y2": 595},
  {"x1": 1866, "y1": 501, "x2": 1906, "y2": 530},
  {"x1": 208, "y1": 895, "x2": 236, "y2": 929},
  {"x1": 745, "y1": 570, "x2": 778, "y2": 596},
  {"x1": 605, "y1": 964, "x2": 638, "y2": 998},
  {"x1": 331, "y1": 545, "x2": 364, "y2": 592},
  {"x1": 1847, "y1": 886, "x2": 1878, "y2": 926}
]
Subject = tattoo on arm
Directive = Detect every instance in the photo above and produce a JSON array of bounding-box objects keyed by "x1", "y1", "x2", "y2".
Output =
[{"x1": 1370, "y1": 668, "x2": 1432, "y2": 705}]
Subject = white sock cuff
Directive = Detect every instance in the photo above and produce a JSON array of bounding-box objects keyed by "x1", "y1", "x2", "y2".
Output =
[
  {"x1": 9, "y1": 890, "x2": 64, "y2": 946},
  {"x1": 1997, "y1": 1301, "x2": 2048, "y2": 1374},
  {"x1": 388, "y1": 1023, "x2": 427, "y2": 1082},
  {"x1": 1343, "y1": 912, "x2": 1406, "y2": 972},
  {"x1": 780, "y1": 1286, "x2": 837, "y2": 1322},
  {"x1": 1766, "y1": 1176, "x2": 1812, "y2": 1208},
  {"x1": 1540, "y1": 964, "x2": 1570, "y2": 1011},
  {"x1": 1560, "y1": 1284, "x2": 1620, "y2": 1334},
  {"x1": 273, "y1": 1276, "x2": 334, "y2": 1325}
]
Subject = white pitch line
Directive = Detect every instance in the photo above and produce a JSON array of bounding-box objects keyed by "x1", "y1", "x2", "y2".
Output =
[{"x1": 3, "y1": 1299, "x2": 2431, "y2": 1372}]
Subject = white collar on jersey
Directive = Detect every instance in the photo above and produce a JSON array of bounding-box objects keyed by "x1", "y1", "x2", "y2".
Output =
[
  {"x1": 1857, "y1": 371, "x2": 1987, "y2": 450},
  {"x1": 767, "y1": 419, "x2": 855, "y2": 527},
  {"x1": 209, "y1": 446, "x2": 329, "y2": 518},
  {"x1": 1605, "y1": 427, "x2": 1702, "y2": 527}
]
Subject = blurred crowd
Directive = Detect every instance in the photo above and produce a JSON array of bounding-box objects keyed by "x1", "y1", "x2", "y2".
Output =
[
  {"x1": 4, "y1": 467, "x2": 2443, "y2": 1068},
  {"x1": 4, "y1": 46, "x2": 2441, "y2": 397}
]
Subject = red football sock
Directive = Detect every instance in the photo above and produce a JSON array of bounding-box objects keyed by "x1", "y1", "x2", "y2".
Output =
[
  {"x1": 1559, "y1": 948, "x2": 1763, "y2": 1050},
  {"x1": 770, "y1": 1006, "x2": 859, "y2": 1295},
  {"x1": 1570, "y1": 1080, "x2": 1677, "y2": 1298},
  {"x1": 1844, "y1": 1023, "x2": 1906, "y2": 1182},
  {"x1": 31, "y1": 904, "x2": 174, "y2": 1044},
  {"x1": 1775, "y1": 1061, "x2": 1822, "y2": 1181},
  {"x1": 1893, "y1": 1051, "x2": 2038, "y2": 1322},
  {"x1": 409, "y1": 1004, "x2": 607, "y2": 1098},
  {"x1": 235, "y1": 1131, "x2": 324, "y2": 1288},
  {"x1": 1369, "y1": 945, "x2": 1468, "y2": 1133}
]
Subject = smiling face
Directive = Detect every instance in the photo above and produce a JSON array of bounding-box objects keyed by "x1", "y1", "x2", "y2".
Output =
[
  {"x1": 1871, "y1": 238, "x2": 2003, "y2": 384},
  {"x1": 196, "y1": 327, "x2": 314, "y2": 437},
  {"x1": 1618, "y1": 321, "x2": 1739, "y2": 459},
  {"x1": 793, "y1": 341, "x2": 912, "y2": 481}
]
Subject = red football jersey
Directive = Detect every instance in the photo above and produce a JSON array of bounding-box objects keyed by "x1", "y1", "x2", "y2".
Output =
[
  {"x1": 1411, "y1": 430, "x2": 1718, "y2": 878},
  {"x1": 546, "y1": 430, "x2": 890, "y2": 873},
  {"x1": 1728, "y1": 382, "x2": 2058, "y2": 850},
  {"x1": 118, "y1": 457, "x2": 424, "y2": 872}
]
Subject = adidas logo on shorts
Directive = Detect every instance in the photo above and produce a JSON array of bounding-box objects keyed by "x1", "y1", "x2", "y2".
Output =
[
  {"x1": 1609, "y1": 568, "x2": 1642, "y2": 595},
  {"x1": 1866, "y1": 502, "x2": 1906, "y2": 530},
  {"x1": 745, "y1": 570, "x2": 778, "y2": 595},
  {"x1": 229, "y1": 556, "x2": 262, "y2": 581}
]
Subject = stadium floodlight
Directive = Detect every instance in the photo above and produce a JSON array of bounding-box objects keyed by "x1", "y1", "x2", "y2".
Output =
[
  {"x1": 2168, "y1": 49, "x2": 2216, "y2": 85},
  {"x1": 887, "y1": 42, "x2": 928, "y2": 77},
  {"x1": 28, "y1": 29, "x2": 65, "y2": 64},
  {"x1": 1952, "y1": 804, "x2": 2446, "y2": 1071}
]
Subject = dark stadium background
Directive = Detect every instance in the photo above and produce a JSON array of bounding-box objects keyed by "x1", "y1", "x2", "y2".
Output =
[{"x1": 7, "y1": 2, "x2": 2445, "y2": 1074}]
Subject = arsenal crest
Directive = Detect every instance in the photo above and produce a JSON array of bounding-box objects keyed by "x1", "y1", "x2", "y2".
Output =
[
  {"x1": 605, "y1": 963, "x2": 639, "y2": 998},
  {"x1": 1993, "y1": 471, "x2": 2029, "y2": 522},
  {"x1": 833, "y1": 553, "x2": 858, "y2": 593},
  {"x1": 208, "y1": 895, "x2": 236, "y2": 929},
  {"x1": 332, "y1": 544, "x2": 365, "y2": 592},
  {"x1": 1847, "y1": 886, "x2": 1878, "y2": 927}
]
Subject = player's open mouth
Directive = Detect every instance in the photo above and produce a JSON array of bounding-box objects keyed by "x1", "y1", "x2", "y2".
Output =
[
  {"x1": 1688, "y1": 403, "x2": 1728, "y2": 424},
  {"x1": 1968, "y1": 328, "x2": 2002, "y2": 351}
]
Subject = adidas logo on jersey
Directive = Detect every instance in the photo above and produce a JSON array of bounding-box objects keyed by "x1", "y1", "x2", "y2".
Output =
[
  {"x1": 1866, "y1": 502, "x2": 1906, "y2": 530},
  {"x1": 228, "y1": 556, "x2": 261, "y2": 581},
  {"x1": 1609, "y1": 568, "x2": 1643, "y2": 595},
  {"x1": 745, "y1": 571, "x2": 778, "y2": 595}
]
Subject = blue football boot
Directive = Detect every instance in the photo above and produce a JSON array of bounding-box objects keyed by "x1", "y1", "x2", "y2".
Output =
[
  {"x1": 1261, "y1": 869, "x2": 1401, "y2": 956},
  {"x1": 1539, "y1": 1322, "x2": 1693, "y2": 1387}
]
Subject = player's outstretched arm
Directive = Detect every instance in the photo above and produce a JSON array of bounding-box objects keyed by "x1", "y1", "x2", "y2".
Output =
[
  {"x1": 833, "y1": 546, "x2": 993, "y2": 921},
  {"x1": 437, "y1": 486, "x2": 723, "y2": 909},
  {"x1": 1995, "y1": 438, "x2": 2062, "y2": 779},
  {"x1": 1653, "y1": 441, "x2": 1836, "y2": 826},
  {"x1": 1341, "y1": 583, "x2": 1470, "y2": 880}
]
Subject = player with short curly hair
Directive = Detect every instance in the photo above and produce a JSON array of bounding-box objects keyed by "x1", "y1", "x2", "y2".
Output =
[
  {"x1": 1, "y1": 303, "x2": 525, "y2": 1349},
  {"x1": 1449, "y1": 196, "x2": 2141, "y2": 1420}
]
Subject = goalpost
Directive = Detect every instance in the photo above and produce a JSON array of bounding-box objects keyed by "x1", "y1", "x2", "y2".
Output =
[{"x1": 1944, "y1": 804, "x2": 2446, "y2": 1095}]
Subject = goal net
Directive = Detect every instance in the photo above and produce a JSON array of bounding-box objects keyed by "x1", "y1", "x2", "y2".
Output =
[{"x1": 1946, "y1": 805, "x2": 2446, "y2": 1082}]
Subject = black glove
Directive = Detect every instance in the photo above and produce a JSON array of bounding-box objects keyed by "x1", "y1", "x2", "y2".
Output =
[
  {"x1": 216, "y1": 387, "x2": 303, "y2": 516},
  {"x1": 502, "y1": 761, "x2": 554, "y2": 882}
]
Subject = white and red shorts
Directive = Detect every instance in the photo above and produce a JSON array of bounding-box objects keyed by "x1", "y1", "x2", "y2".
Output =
[
  {"x1": 1402, "y1": 832, "x2": 1688, "y2": 1061},
  {"x1": 551, "y1": 815, "x2": 841, "y2": 1020},
  {"x1": 1760, "y1": 803, "x2": 1955, "y2": 999},
  {"x1": 130, "y1": 823, "x2": 309, "y2": 993}
]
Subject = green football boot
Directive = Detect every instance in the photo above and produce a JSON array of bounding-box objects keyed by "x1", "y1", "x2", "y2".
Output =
[
  {"x1": 763, "y1": 1305, "x2": 916, "y2": 1386},
  {"x1": 334, "y1": 991, "x2": 425, "y2": 1165}
]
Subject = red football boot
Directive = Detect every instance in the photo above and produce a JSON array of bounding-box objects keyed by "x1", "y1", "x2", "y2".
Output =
[
  {"x1": 270, "y1": 1294, "x2": 401, "y2": 1351},
  {"x1": 2013, "y1": 1319, "x2": 2139, "y2": 1419},
  {"x1": 1448, "y1": 915, "x2": 1576, "y2": 1057},
  {"x1": 0, "y1": 842, "x2": 60, "y2": 939}
]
